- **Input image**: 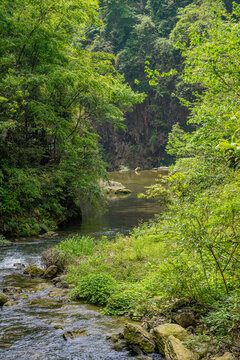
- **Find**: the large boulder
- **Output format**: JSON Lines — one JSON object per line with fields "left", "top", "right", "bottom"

{"left": 153, "top": 323, "right": 189, "bottom": 354}
{"left": 124, "top": 323, "right": 156, "bottom": 354}
{"left": 0, "top": 293, "right": 9, "bottom": 306}
{"left": 23, "top": 264, "right": 44, "bottom": 277}
{"left": 174, "top": 311, "right": 196, "bottom": 328}
{"left": 43, "top": 265, "right": 58, "bottom": 279}
{"left": 165, "top": 335, "right": 199, "bottom": 360}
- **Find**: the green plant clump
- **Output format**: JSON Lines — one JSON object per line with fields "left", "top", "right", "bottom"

{"left": 71, "top": 273, "right": 117, "bottom": 306}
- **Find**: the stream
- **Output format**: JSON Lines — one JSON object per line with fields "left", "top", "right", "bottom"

{"left": 0, "top": 170, "right": 167, "bottom": 360}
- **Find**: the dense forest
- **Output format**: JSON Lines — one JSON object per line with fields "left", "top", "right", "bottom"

{"left": 1, "top": 0, "right": 240, "bottom": 358}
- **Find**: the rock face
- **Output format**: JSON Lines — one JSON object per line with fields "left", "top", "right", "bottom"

{"left": 165, "top": 335, "right": 199, "bottom": 360}
{"left": 174, "top": 311, "right": 196, "bottom": 328}
{"left": 43, "top": 265, "right": 58, "bottom": 279}
{"left": 23, "top": 264, "right": 44, "bottom": 277}
{"left": 153, "top": 323, "right": 189, "bottom": 354}
{"left": 124, "top": 323, "right": 156, "bottom": 354}
{"left": 0, "top": 293, "right": 9, "bottom": 306}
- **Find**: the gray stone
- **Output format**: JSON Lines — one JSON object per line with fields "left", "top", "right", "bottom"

{"left": 174, "top": 311, "right": 196, "bottom": 328}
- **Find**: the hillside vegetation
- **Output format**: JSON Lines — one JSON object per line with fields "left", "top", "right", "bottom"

{"left": 55, "top": 1, "right": 240, "bottom": 355}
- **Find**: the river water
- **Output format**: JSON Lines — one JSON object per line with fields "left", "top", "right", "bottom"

{"left": 0, "top": 170, "right": 166, "bottom": 360}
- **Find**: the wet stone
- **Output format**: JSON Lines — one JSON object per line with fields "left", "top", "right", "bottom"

{"left": 24, "top": 264, "right": 44, "bottom": 277}
{"left": 63, "top": 328, "right": 87, "bottom": 340}
{"left": 3, "top": 286, "right": 22, "bottom": 294}
{"left": 0, "top": 293, "right": 9, "bottom": 306}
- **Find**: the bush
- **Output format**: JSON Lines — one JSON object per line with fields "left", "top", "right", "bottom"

{"left": 55, "top": 235, "right": 95, "bottom": 258}
{"left": 104, "top": 291, "right": 137, "bottom": 315}
{"left": 71, "top": 273, "right": 117, "bottom": 306}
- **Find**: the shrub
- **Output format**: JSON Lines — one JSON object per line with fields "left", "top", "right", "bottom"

{"left": 71, "top": 273, "right": 117, "bottom": 306}
{"left": 55, "top": 235, "right": 95, "bottom": 258}
{"left": 104, "top": 291, "right": 137, "bottom": 315}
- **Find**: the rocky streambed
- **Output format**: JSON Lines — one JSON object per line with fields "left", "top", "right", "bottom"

{"left": 0, "top": 259, "right": 164, "bottom": 360}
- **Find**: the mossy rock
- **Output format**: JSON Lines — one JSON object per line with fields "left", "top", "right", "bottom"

{"left": 0, "top": 293, "right": 9, "bottom": 306}
{"left": 3, "top": 286, "right": 22, "bottom": 294}
{"left": 23, "top": 264, "right": 44, "bottom": 277}
{"left": 63, "top": 328, "right": 87, "bottom": 340}
{"left": 124, "top": 323, "right": 156, "bottom": 354}
{"left": 43, "top": 265, "right": 58, "bottom": 279}
{"left": 165, "top": 335, "right": 199, "bottom": 360}
{"left": 3, "top": 301, "right": 16, "bottom": 307}
{"left": 153, "top": 323, "right": 189, "bottom": 355}
{"left": 29, "top": 298, "right": 62, "bottom": 308}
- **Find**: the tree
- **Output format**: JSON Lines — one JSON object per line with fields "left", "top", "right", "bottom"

{"left": 0, "top": 0, "right": 144, "bottom": 235}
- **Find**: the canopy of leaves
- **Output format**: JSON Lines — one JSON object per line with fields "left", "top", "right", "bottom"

{"left": 0, "top": 0, "right": 144, "bottom": 235}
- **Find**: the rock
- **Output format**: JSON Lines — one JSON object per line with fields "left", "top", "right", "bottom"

{"left": 54, "top": 324, "right": 64, "bottom": 330}
{"left": 165, "top": 335, "right": 199, "bottom": 360}
{"left": 107, "top": 333, "right": 122, "bottom": 343}
{"left": 43, "top": 265, "right": 58, "bottom": 279}
{"left": 23, "top": 264, "right": 44, "bottom": 277}
{"left": 55, "top": 281, "right": 68, "bottom": 288}
{"left": 39, "top": 231, "right": 58, "bottom": 238}
{"left": 100, "top": 180, "right": 132, "bottom": 195}
{"left": 124, "top": 323, "right": 156, "bottom": 354}
{"left": 0, "top": 293, "right": 9, "bottom": 306}
{"left": 42, "top": 248, "right": 65, "bottom": 272}
{"left": 111, "top": 340, "right": 128, "bottom": 352}
{"left": 3, "top": 286, "right": 22, "bottom": 294}
{"left": 3, "top": 301, "right": 15, "bottom": 307}
{"left": 142, "top": 316, "right": 167, "bottom": 331}
{"left": 158, "top": 166, "right": 169, "bottom": 172}
{"left": 174, "top": 311, "right": 196, "bottom": 328}
{"left": 153, "top": 323, "right": 190, "bottom": 355}
{"left": 13, "top": 262, "right": 25, "bottom": 268}
{"left": 63, "top": 328, "right": 87, "bottom": 340}
{"left": 115, "top": 188, "right": 132, "bottom": 194}
{"left": 212, "top": 353, "right": 236, "bottom": 360}
{"left": 29, "top": 298, "right": 62, "bottom": 308}
{"left": 135, "top": 357, "right": 153, "bottom": 360}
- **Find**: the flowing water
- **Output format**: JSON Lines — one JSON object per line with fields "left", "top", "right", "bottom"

{"left": 0, "top": 170, "right": 167, "bottom": 360}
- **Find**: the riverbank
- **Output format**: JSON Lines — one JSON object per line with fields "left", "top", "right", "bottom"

{"left": 51, "top": 160, "right": 240, "bottom": 359}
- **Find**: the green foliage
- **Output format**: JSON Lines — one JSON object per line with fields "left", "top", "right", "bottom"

{"left": 0, "top": 0, "right": 143, "bottom": 235}
{"left": 71, "top": 272, "right": 117, "bottom": 306}
{"left": 56, "top": 235, "right": 95, "bottom": 258}
{"left": 201, "top": 293, "right": 240, "bottom": 337}
{"left": 104, "top": 288, "right": 138, "bottom": 315}
{"left": 0, "top": 234, "right": 11, "bottom": 246}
